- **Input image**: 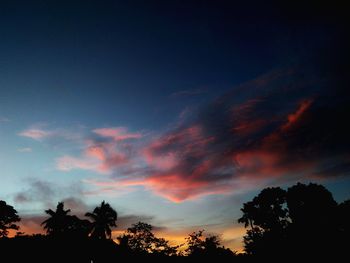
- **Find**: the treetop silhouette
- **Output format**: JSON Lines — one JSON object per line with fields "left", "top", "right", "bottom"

{"left": 85, "top": 200, "right": 117, "bottom": 240}
{"left": 0, "top": 200, "right": 20, "bottom": 237}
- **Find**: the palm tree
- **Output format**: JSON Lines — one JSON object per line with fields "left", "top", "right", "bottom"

{"left": 41, "top": 202, "right": 71, "bottom": 236}
{"left": 85, "top": 201, "right": 117, "bottom": 239}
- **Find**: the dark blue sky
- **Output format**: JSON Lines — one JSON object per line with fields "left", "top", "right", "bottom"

{"left": 0, "top": 0, "right": 349, "bottom": 251}
{"left": 1, "top": 0, "right": 342, "bottom": 129}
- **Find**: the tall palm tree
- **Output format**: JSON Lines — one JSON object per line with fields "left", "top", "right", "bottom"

{"left": 85, "top": 201, "right": 117, "bottom": 239}
{"left": 41, "top": 202, "right": 71, "bottom": 236}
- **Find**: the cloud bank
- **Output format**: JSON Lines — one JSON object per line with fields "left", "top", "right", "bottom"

{"left": 21, "top": 63, "right": 350, "bottom": 202}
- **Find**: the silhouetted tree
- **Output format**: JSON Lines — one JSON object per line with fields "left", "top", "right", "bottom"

{"left": 287, "top": 183, "right": 337, "bottom": 228}
{"left": 239, "top": 182, "right": 343, "bottom": 258}
{"left": 185, "top": 230, "right": 234, "bottom": 257}
{"left": 238, "top": 187, "right": 288, "bottom": 255}
{"left": 0, "top": 200, "right": 20, "bottom": 237}
{"left": 338, "top": 199, "right": 350, "bottom": 254}
{"left": 41, "top": 202, "right": 90, "bottom": 239}
{"left": 41, "top": 202, "right": 73, "bottom": 237}
{"left": 286, "top": 183, "right": 338, "bottom": 254}
{"left": 85, "top": 201, "right": 117, "bottom": 239}
{"left": 65, "top": 215, "right": 91, "bottom": 238}
{"left": 338, "top": 199, "right": 350, "bottom": 234}
{"left": 118, "top": 221, "right": 178, "bottom": 256}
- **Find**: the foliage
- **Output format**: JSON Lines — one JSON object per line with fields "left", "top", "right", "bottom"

{"left": 41, "top": 202, "right": 90, "bottom": 238}
{"left": 118, "top": 221, "right": 179, "bottom": 256}
{"left": 85, "top": 201, "right": 117, "bottom": 239}
{"left": 238, "top": 182, "right": 344, "bottom": 257}
{"left": 0, "top": 200, "right": 20, "bottom": 237}
{"left": 185, "top": 230, "right": 234, "bottom": 257}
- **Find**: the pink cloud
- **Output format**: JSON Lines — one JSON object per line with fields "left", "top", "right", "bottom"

{"left": 56, "top": 128, "right": 138, "bottom": 174}
{"left": 85, "top": 145, "right": 106, "bottom": 161}
{"left": 142, "top": 173, "right": 232, "bottom": 203}
{"left": 93, "top": 127, "right": 142, "bottom": 141}
{"left": 18, "top": 125, "right": 82, "bottom": 141}
{"left": 56, "top": 155, "right": 105, "bottom": 173}
{"left": 55, "top": 67, "right": 346, "bottom": 203}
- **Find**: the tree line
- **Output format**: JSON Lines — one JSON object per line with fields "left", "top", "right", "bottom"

{"left": 0, "top": 182, "right": 349, "bottom": 262}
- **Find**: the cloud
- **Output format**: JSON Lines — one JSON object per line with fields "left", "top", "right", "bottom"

{"left": 56, "top": 128, "right": 140, "bottom": 174}
{"left": 18, "top": 128, "right": 52, "bottom": 140}
{"left": 133, "top": 66, "right": 349, "bottom": 201}
{"left": 61, "top": 197, "right": 89, "bottom": 214}
{"left": 17, "top": 147, "right": 32, "bottom": 152}
{"left": 13, "top": 179, "right": 87, "bottom": 211}
{"left": 281, "top": 99, "right": 313, "bottom": 131}
{"left": 14, "top": 179, "right": 55, "bottom": 206}
{"left": 18, "top": 125, "right": 81, "bottom": 142}
{"left": 93, "top": 127, "right": 142, "bottom": 141}
{"left": 56, "top": 155, "right": 104, "bottom": 173}
{"left": 53, "top": 60, "right": 349, "bottom": 202}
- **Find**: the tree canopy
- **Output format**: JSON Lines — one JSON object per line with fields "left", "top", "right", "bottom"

{"left": 85, "top": 201, "right": 117, "bottom": 239}
{"left": 238, "top": 182, "right": 349, "bottom": 258}
{"left": 0, "top": 200, "right": 20, "bottom": 237}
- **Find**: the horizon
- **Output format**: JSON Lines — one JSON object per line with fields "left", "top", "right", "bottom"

{"left": 1, "top": 0, "right": 349, "bottom": 252}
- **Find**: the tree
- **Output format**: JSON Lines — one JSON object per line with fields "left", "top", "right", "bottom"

{"left": 118, "top": 222, "right": 178, "bottom": 256}
{"left": 41, "top": 202, "right": 72, "bottom": 237}
{"left": 65, "top": 215, "right": 91, "bottom": 238}
{"left": 0, "top": 200, "right": 20, "bottom": 237}
{"left": 238, "top": 187, "right": 288, "bottom": 255}
{"left": 238, "top": 187, "right": 288, "bottom": 232}
{"left": 286, "top": 183, "right": 338, "bottom": 254}
{"left": 85, "top": 201, "right": 117, "bottom": 239}
{"left": 185, "top": 230, "right": 234, "bottom": 257}
{"left": 238, "top": 182, "right": 342, "bottom": 257}
{"left": 338, "top": 199, "right": 350, "bottom": 234}
{"left": 337, "top": 199, "right": 350, "bottom": 254}
{"left": 287, "top": 183, "right": 337, "bottom": 228}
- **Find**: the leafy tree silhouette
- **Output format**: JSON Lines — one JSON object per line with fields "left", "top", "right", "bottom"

{"left": 85, "top": 201, "right": 117, "bottom": 239}
{"left": 118, "top": 221, "right": 178, "bottom": 256}
{"left": 238, "top": 182, "right": 342, "bottom": 258}
{"left": 238, "top": 187, "right": 288, "bottom": 255}
{"left": 0, "top": 200, "right": 20, "bottom": 237}
{"left": 185, "top": 230, "right": 234, "bottom": 257}
{"left": 286, "top": 183, "right": 338, "bottom": 255}
{"left": 287, "top": 182, "right": 337, "bottom": 228}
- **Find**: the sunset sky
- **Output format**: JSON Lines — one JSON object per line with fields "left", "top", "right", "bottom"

{"left": 0, "top": 1, "right": 349, "bottom": 251}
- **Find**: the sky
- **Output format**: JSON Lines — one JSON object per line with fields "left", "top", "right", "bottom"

{"left": 0, "top": 0, "right": 349, "bottom": 251}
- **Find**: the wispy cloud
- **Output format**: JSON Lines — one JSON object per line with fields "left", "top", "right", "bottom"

{"left": 74, "top": 65, "right": 350, "bottom": 202}
{"left": 37, "top": 63, "right": 349, "bottom": 203}
{"left": 56, "top": 127, "right": 141, "bottom": 174}
{"left": 18, "top": 128, "right": 52, "bottom": 140}
{"left": 18, "top": 124, "right": 82, "bottom": 142}
{"left": 17, "top": 147, "right": 32, "bottom": 153}
{"left": 93, "top": 127, "right": 142, "bottom": 141}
